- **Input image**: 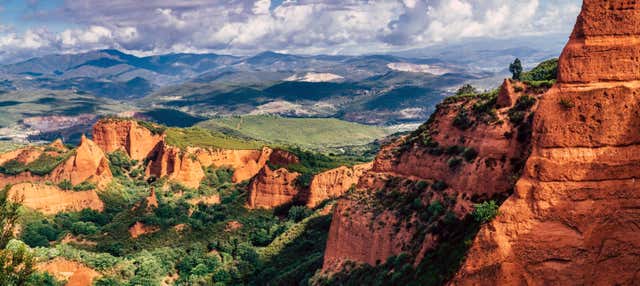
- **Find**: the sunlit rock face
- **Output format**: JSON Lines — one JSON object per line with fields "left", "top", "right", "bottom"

{"left": 454, "top": 1, "right": 640, "bottom": 285}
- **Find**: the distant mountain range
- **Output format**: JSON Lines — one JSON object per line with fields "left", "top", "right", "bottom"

{"left": 0, "top": 42, "right": 561, "bottom": 143}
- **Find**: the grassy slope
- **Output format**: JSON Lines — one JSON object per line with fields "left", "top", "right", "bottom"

{"left": 164, "top": 127, "right": 265, "bottom": 150}
{"left": 197, "top": 115, "right": 390, "bottom": 149}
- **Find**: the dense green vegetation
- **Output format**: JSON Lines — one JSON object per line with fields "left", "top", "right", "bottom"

{"left": 9, "top": 141, "right": 341, "bottom": 285}
{"left": 521, "top": 58, "right": 558, "bottom": 82}
{"left": 198, "top": 115, "right": 390, "bottom": 150}
{"left": 0, "top": 149, "right": 75, "bottom": 176}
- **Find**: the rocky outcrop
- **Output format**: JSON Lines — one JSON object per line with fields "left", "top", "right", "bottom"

{"left": 454, "top": 1, "right": 640, "bottom": 285}
{"left": 496, "top": 79, "right": 521, "bottom": 108}
{"left": 146, "top": 143, "right": 205, "bottom": 189}
{"left": 322, "top": 78, "right": 541, "bottom": 271}
{"left": 48, "top": 135, "right": 112, "bottom": 187}
{"left": 247, "top": 166, "right": 301, "bottom": 209}
{"left": 193, "top": 146, "right": 274, "bottom": 183}
{"left": 92, "top": 118, "right": 164, "bottom": 161}
{"left": 306, "top": 163, "right": 372, "bottom": 208}
{"left": 9, "top": 183, "right": 104, "bottom": 215}
{"left": 324, "top": 199, "right": 408, "bottom": 269}
{"left": 38, "top": 258, "right": 101, "bottom": 286}
{"left": 129, "top": 221, "right": 160, "bottom": 239}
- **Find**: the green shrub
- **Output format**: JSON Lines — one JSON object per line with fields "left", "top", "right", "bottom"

{"left": 71, "top": 221, "right": 99, "bottom": 235}
{"left": 431, "top": 180, "right": 448, "bottom": 191}
{"left": 453, "top": 109, "right": 473, "bottom": 130}
{"left": 455, "top": 84, "right": 478, "bottom": 96}
{"left": 447, "top": 158, "right": 463, "bottom": 170}
{"left": 521, "top": 58, "right": 558, "bottom": 82}
{"left": 414, "top": 180, "right": 429, "bottom": 191}
{"left": 462, "top": 148, "right": 478, "bottom": 162}
{"left": 559, "top": 98, "right": 575, "bottom": 109}
{"left": 472, "top": 201, "right": 499, "bottom": 224}
{"left": 444, "top": 145, "right": 465, "bottom": 156}
{"left": 72, "top": 181, "right": 96, "bottom": 191}
{"left": 107, "top": 151, "right": 136, "bottom": 177}
{"left": 22, "top": 221, "right": 59, "bottom": 247}
{"left": 288, "top": 206, "right": 313, "bottom": 222}
{"left": 58, "top": 180, "right": 73, "bottom": 191}
{"left": 0, "top": 159, "right": 26, "bottom": 175}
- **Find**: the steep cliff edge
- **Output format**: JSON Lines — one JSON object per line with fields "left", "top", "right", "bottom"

{"left": 92, "top": 118, "right": 164, "bottom": 161}
{"left": 321, "top": 78, "right": 544, "bottom": 282}
{"left": 247, "top": 165, "right": 301, "bottom": 209}
{"left": 306, "top": 163, "right": 372, "bottom": 208}
{"left": 454, "top": 1, "right": 640, "bottom": 285}
{"left": 48, "top": 135, "right": 112, "bottom": 187}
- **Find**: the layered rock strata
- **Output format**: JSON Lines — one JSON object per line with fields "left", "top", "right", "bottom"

{"left": 454, "top": 1, "right": 640, "bottom": 284}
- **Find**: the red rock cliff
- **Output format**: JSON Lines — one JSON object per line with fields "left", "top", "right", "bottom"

{"left": 92, "top": 118, "right": 164, "bottom": 161}
{"left": 323, "top": 79, "right": 542, "bottom": 271}
{"left": 48, "top": 135, "right": 112, "bottom": 187}
{"left": 247, "top": 165, "right": 300, "bottom": 209}
{"left": 454, "top": 1, "right": 640, "bottom": 285}
{"left": 306, "top": 163, "right": 372, "bottom": 208}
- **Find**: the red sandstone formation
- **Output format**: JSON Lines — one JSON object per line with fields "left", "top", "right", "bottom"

{"left": 92, "top": 118, "right": 164, "bottom": 161}
{"left": 247, "top": 165, "right": 301, "bottom": 209}
{"left": 454, "top": 1, "right": 640, "bottom": 284}
{"left": 268, "top": 148, "right": 300, "bottom": 166}
{"left": 9, "top": 183, "right": 104, "bottom": 215}
{"left": 306, "top": 163, "right": 372, "bottom": 208}
{"left": 48, "top": 135, "right": 112, "bottom": 187}
{"left": 496, "top": 79, "right": 523, "bottom": 108}
{"left": 133, "top": 188, "right": 159, "bottom": 211}
{"left": 38, "top": 258, "right": 101, "bottom": 286}
{"left": 129, "top": 221, "right": 160, "bottom": 239}
{"left": 322, "top": 78, "right": 540, "bottom": 271}
{"left": 146, "top": 143, "right": 205, "bottom": 189}
{"left": 192, "top": 146, "right": 274, "bottom": 183}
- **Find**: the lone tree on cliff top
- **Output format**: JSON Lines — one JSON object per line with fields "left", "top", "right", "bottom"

{"left": 510, "top": 58, "right": 523, "bottom": 80}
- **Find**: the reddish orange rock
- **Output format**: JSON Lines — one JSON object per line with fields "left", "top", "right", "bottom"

{"left": 47, "top": 135, "right": 112, "bottom": 187}
{"left": 496, "top": 79, "right": 522, "bottom": 108}
{"left": 129, "top": 221, "right": 160, "bottom": 239}
{"left": 247, "top": 165, "right": 301, "bottom": 209}
{"left": 322, "top": 74, "right": 538, "bottom": 271}
{"left": 146, "top": 143, "right": 205, "bottom": 189}
{"left": 38, "top": 258, "right": 101, "bottom": 286}
{"left": 8, "top": 183, "right": 104, "bottom": 215}
{"left": 306, "top": 163, "right": 372, "bottom": 208}
{"left": 92, "top": 118, "right": 164, "bottom": 161}
{"left": 323, "top": 200, "right": 409, "bottom": 270}
{"left": 192, "top": 146, "right": 273, "bottom": 183}
{"left": 454, "top": 1, "right": 640, "bottom": 285}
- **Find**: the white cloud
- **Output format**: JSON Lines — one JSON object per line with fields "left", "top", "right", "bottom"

{"left": 0, "top": 0, "right": 582, "bottom": 62}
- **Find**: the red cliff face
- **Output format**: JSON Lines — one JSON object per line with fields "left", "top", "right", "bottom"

{"left": 454, "top": 1, "right": 640, "bottom": 285}
{"left": 48, "top": 135, "right": 113, "bottom": 187}
{"left": 322, "top": 79, "right": 542, "bottom": 271}
{"left": 247, "top": 165, "right": 301, "bottom": 209}
{"left": 9, "top": 183, "right": 104, "bottom": 215}
{"left": 146, "top": 143, "right": 205, "bottom": 189}
{"left": 193, "top": 146, "right": 273, "bottom": 183}
{"left": 306, "top": 163, "right": 372, "bottom": 208}
{"left": 92, "top": 118, "right": 164, "bottom": 161}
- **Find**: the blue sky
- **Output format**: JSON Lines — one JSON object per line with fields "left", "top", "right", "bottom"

{"left": 0, "top": 0, "right": 582, "bottom": 61}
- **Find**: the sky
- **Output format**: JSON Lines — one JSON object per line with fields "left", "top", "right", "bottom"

{"left": 0, "top": 0, "right": 582, "bottom": 62}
